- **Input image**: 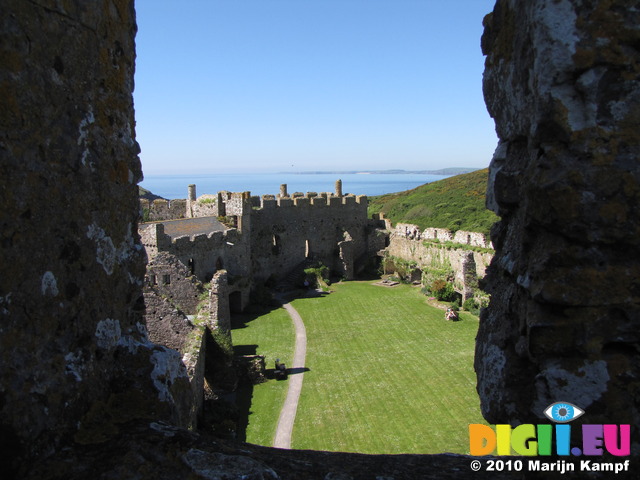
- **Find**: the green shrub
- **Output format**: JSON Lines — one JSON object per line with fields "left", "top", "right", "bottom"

{"left": 383, "top": 255, "right": 419, "bottom": 283}
{"left": 463, "top": 298, "right": 480, "bottom": 315}
{"left": 431, "top": 280, "right": 457, "bottom": 302}
{"left": 304, "top": 263, "right": 330, "bottom": 288}
{"left": 304, "top": 264, "right": 329, "bottom": 280}
{"left": 431, "top": 279, "right": 447, "bottom": 293}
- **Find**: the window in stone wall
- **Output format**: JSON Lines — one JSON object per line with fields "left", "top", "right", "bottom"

{"left": 150, "top": 274, "right": 157, "bottom": 286}
{"left": 305, "top": 239, "right": 311, "bottom": 258}
{"left": 188, "top": 258, "right": 195, "bottom": 275}
{"left": 163, "top": 274, "right": 170, "bottom": 285}
{"left": 272, "top": 234, "right": 281, "bottom": 255}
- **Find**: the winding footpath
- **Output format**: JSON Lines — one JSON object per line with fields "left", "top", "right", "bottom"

{"left": 273, "top": 299, "right": 307, "bottom": 449}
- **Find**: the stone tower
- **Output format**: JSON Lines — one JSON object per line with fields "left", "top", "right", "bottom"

{"left": 186, "top": 183, "right": 197, "bottom": 218}
{"left": 335, "top": 179, "right": 343, "bottom": 197}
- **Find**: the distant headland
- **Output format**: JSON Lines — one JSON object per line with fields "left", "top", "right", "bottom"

{"left": 282, "top": 167, "right": 481, "bottom": 176}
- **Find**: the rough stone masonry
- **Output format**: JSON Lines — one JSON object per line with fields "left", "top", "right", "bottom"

{"left": 475, "top": 0, "right": 640, "bottom": 446}
{"left": 0, "top": 0, "right": 193, "bottom": 473}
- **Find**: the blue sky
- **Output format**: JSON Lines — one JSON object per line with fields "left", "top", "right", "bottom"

{"left": 134, "top": 0, "right": 498, "bottom": 175}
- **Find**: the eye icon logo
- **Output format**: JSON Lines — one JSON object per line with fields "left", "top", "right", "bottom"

{"left": 543, "top": 402, "right": 584, "bottom": 423}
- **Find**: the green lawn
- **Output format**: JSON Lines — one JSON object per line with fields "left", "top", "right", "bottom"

{"left": 231, "top": 307, "right": 294, "bottom": 446}
{"left": 232, "top": 281, "right": 486, "bottom": 454}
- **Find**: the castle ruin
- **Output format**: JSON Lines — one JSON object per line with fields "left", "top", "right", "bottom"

{"left": 139, "top": 182, "right": 388, "bottom": 313}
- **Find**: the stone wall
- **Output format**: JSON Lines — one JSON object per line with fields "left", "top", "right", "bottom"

{"left": 143, "top": 291, "right": 206, "bottom": 429}
{"left": 0, "top": 0, "right": 192, "bottom": 473}
{"left": 476, "top": 0, "right": 640, "bottom": 441}
{"left": 141, "top": 187, "right": 376, "bottom": 283}
{"left": 209, "top": 270, "right": 232, "bottom": 332}
{"left": 144, "top": 291, "right": 197, "bottom": 352}
{"left": 148, "top": 225, "right": 251, "bottom": 282}
{"left": 250, "top": 194, "right": 370, "bottom": 281}
{"left": 189, "top": 195, "right": 223, "bottom": 218}
{"left": 385, "top": 234, "right": 493, "bottom": 300}
{"left": 146, "top": 251, "right": 203, "bottom": 314}
{"left": 396, "top": 223, "right": 493, "bottom": 249}
{"left": 141, "top": 198, "right": 187, "bottom": 221}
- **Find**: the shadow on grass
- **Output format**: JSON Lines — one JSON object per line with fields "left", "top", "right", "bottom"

{"left": 230, "top": 288, "right": 316, "bottom": 443}
{"left": 286, "top": 367, "right": 310, "bottom": 376}
{"left": 231, "top": 301, "right": 282, "bottom": 330}
{"left": 263, "top": 367, "right": 311, "bottom": 380}
{"left": 234, "top": 344, "right": 258, "bottom": 356}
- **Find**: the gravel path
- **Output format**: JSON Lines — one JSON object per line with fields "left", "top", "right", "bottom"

{"left": 273, "top": 300, "right": 307, "bottom": 449}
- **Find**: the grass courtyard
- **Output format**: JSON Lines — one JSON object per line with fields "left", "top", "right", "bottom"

{"left": 231, "top": 281, "right": 486, "bottom": 454}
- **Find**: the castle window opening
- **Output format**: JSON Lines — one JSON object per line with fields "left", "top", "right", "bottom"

{"left": 188, "top": 258, "right": 195, "bottom": 275}
{"left": 305, "top": 239, "right": 311, "bottom": 258}
{"left": 150, "top": 274, "right": 157, "bottom": 286}
{"left": 272, "top": 234, "right": 281, "bottom": 255}
{"left": 162, "top": 274, "right": 171, "bottom": 285}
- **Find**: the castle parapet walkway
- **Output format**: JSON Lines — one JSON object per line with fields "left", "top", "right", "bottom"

{"left": 142, "top": 216, "right": 227, "bottom": 240}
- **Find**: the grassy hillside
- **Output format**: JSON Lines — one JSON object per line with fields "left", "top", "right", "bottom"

{"left": 368, "top": 168, "right": 498, "bottom": 235}
{"left": 139, "top": 186, "right": 165, "bottom": 201}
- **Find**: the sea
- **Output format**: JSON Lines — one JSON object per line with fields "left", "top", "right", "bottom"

{"left": 140, "top": 173, "right": 451, "bottom": 200}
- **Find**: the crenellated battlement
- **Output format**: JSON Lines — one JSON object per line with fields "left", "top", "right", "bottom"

{"left": 257, "top": 191, "right": 367, "bottom": 210}
{"left": 143, "top": 182, "right": 369, "bottom": 219}
{"left": 141, "top": 223, "right": 240, "bottom": 250}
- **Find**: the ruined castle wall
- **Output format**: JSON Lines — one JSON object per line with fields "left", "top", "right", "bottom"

{"left": 144, "top": 291, "right": 197, "bottom": 353}
{"left": 0, "top": 0, "right": 192, "bottom": 469}
{"left": 143, "top": 290, "right": 205, "bottom": 429}
{"left": 153, "top": 228, "right": 252, "bottom": 283}
{"left": 224, "top": 191, "right": 252, "bottom": 217}
{"left": 386, "top": 235, "right": 492, "bottom": 298}
{"left": 189, "top": 194, "right": 223, "bottom": 219}
{"left": 476, "top": 0, "right": 640, "bottom": 435}
{"left": 209, "top": 270, "right": 231, "bottom": 332}
{"left": 181, "top": 325, "right": 207, "bottom": 430}
{"left": 398, "top": 224, "right": 493, "bottom": 249}
{"left": 367, "top": 226, "right": 389, "bottom": 256}
{"left": 141, "top": 198, "right": 187, "bottom": 221}
{"left": 250, "top": 195, "right": 370, "bottom": 280}
{"left": 146, "top": 251, "right": 203, "bottom": 315}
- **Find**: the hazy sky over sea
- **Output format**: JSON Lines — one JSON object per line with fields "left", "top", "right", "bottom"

{"left": 134, "top": 0, "right": 498, "bottom": 175}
